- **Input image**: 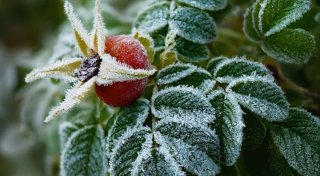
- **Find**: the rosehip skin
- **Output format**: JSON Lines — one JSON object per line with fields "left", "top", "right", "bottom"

{"left": 95, "top": 35, "right": 149, "bottom": 107}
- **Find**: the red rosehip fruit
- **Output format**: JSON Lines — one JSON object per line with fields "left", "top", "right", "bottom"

{"left": 95, "top": 35, "right": 149, "bottom": 107}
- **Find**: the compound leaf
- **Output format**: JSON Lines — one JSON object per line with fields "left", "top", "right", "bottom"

{"left": 169, "top": 7, "right": 217, "bottom": 44}
{"left": 226, "top": 76, "right": 289, "bottom": 121}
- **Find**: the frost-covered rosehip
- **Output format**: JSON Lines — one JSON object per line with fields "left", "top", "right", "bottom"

{"left": 95, "top": 35, "right": 149, "bottom": 107}
{"left": 24, "top": 0, "right": 156, "bottom": 122}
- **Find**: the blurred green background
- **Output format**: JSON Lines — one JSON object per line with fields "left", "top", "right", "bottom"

{"left": 0, "top": 0, "right": 319, "bottom": 176}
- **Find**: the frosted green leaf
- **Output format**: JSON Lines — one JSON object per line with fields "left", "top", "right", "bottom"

{"left": 151, "top": 34, "right": 166, "bottom": 52}
{"left": 156, "top": 64, "right": 213, "bottom": 91}
{"left": 243, "top": 110, "right": 267, "bottom": 150}
{"left": 243, "top": 5, "right": 261, "bottom": 42}
{"left": 169, "top": 7, "right": 217, "bottom": 44}
{"left": 136, "top": 149, "right": 185, "bottom": 176}
{"left": 207, "top": 91, "right": 244, "bottom": 166}
{"left": 106, "top": 99, "right": 150, "bottom": 153}
{"left": 59, "top": 122, "right": 79, "bottom": 150}
{"left": 61, "top": 125, "right": 107, "bottom": 176}
{"left": 109, "top": 127, "right": 153, "bottom": 176}
{"left": 226, "top": 76, "right": 289, "bottom": 121}
{"left": 267, "top": 140, "right": 298, "bottom": 176}
{"left": 213, "top": 57, "right": 273, "bottom": 83}
{"left": 151, "top": 86, "right": 215, "bottom": 125}
{"left": 259, "top": 0, "right": 312, "bottom": 36}
{"left": 177, "top": 0, "right": 227, "bottom": 11}
{"left": 134, "top": 2, "right": 169, "bottom": 33}
{"left": 174, "top": 37, "right": 210, "bottom": 63}
{"left": 270, "top": 108, "right": 320, "bottom": 176}
{"left": 207, "top": 56, "right": 228, "bottom": 74}
{"left": 155, "top": 119, "right": 220, "bottom": 175}
{"left": 262, "top": 28, "right": 316, "bottom": 64}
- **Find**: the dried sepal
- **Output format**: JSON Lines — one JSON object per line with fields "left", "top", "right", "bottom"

{"left": 96, "top": 54, "right": 156, "bottom": 85}
{"left": 25, "top": 58, "right": 82, "bottom": 83}
{"left": 64, "top": 1, "right": 91, "bottom": 57}
{"left": 44, "top": 77, "right": 96, "bottom": 123}
{"left": 91, "top": 0, "right": 106, "bottom": 56}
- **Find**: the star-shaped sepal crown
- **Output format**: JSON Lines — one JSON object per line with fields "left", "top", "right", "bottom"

{"left": 25, "top": 0, "right": 156, "bottom": 123}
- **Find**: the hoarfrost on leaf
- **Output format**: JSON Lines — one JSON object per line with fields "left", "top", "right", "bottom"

{"left": 156, "top": 63, "right": 213, "bottom": 91}
{"left": 262, "top": 28, "right": 316, "bottom": 64}
{"left": 177, "top": 0, "right": 227, "bottom": 11}
{"left": 174, "top": 37, "right": 210, "bottom": 63}
{"left": 155, "top": 119, "right": 220, "bottom": 176}
{"left": 151, "top": 86, "right": 215, "bottom": 125}
{"left": 169, "top": 7, "right": 217, "bottom": 44}
{"left": 207, "top": 91, "right": 244, "bottom": 166}
{"left": 109, "top": 127, "right": 153, "bottom": 176}
{"left": 106, "top": 99, "right": 150, "bottom": 154}
{"left": 212, "top": 57, "right": 273, "bottom": 83}
{"left": 258, "top": 0, "right": 312, "bottom": 36}
{"left": 226, "top": 76, "right": 289, "bottom": 122}
{"left": 270, "top": 108, "right": 320, "bottom": 176}
{"left": 134, "top": 2, "right": 170, "bottom": 34}
{"left": 61, "top": 125, "right": 107, "bottom": 176}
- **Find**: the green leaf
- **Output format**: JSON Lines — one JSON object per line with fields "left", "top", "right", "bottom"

{"left": 109, "top": 119, "right": 221, "bottom": 176}
{"left": 212, "top": 57, "right": 273, "bottom": 83}
{"left": 59, "top": 122, "right": 79, "bottom": 150}
{"left": 61, "top": 125, "right": 107, "bottom": 176}
{"left": 267, "top": 140, "right": 299, "bottom": 176}
{"left": 259, "top": 0, "right": 312, "bottom": 36}
{"left": 169, "top": 7, "right": 217, "bottom": 44}
{"left": 207, "top": 56, "right": 228, "bottom": 74}
{"left": 106, "top": 99, "right": 150, "bottom": 154}
{"left": 155, "top": 119, "right": 220, "bottom": 175}
{"left": 151, "top": 33, "right": 166, "bottom": 52}
{"left": 151, "top": 86, "right": 215, "bottom": 125}
{"left": 109, "top": 127, "right": 153, "bottom": 176}
{"left": 226, "top": 76, "right": 289, "bottom": 121}
{"left": 136, "top": 149, "right": 185, "bottom": 176}
{"left": 177, "top": 0, "right": 227, "bottom": 11}
{"left": 134, "top": 2, "right": 170, "bottom": 33}
{"left": 156, "top": 64, "right": 214, "bottom": 92}
{"left": 262, "top": 28, "right": 316, "bottom": 64}
{"left": 242, "top": 110, "right": 267, "bottom": 150}
{"left": 270, "top": 108, "right": 320, "bottom": 176}
{"left": 175, "top": 37, "right": 210, "bottom": 63}
{"left": 207, "top": 91, "right": 244, "bottom": 166}
{"left": 243, "top": 4, "right": 262, "bottom": 42}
